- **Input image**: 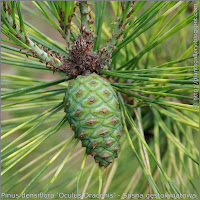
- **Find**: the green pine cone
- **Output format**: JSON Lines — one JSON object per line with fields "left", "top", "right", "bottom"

{"left": 64, "top": 73, "right": 122, "bottom": 167}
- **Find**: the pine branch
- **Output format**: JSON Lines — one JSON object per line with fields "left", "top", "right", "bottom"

{"left": 2, "top": 2, "right": 62, "bottom": 68}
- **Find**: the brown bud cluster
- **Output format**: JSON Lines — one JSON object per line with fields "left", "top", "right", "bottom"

{"left": 59, "top": 27, "right": 108, "bottom": 77}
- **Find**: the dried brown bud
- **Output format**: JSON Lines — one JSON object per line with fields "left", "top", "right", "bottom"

{"left": 88, "top": 19, "right": 94, "bottom": 24}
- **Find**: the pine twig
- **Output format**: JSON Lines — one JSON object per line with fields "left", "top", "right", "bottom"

{"left": 2, "top": 2, "right": 62, "bottom": 68}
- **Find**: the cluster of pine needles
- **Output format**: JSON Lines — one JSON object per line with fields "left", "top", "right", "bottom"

{"left": 1, "top": 1, "right": 199, "bottom": 199}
